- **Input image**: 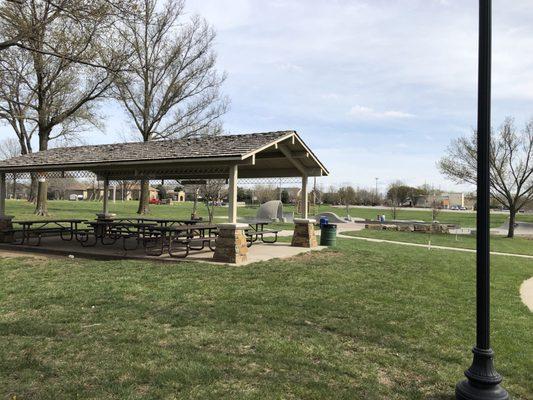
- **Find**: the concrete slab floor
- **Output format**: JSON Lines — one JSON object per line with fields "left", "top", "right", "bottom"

{"left": 0, "top": 237, "right": 327, "bottom": 266}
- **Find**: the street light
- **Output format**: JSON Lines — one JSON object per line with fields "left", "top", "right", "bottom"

{"left": 374, "top": 177, "right": 378, "bottom": 205}
{"left": 455, "top": 1, "right": 509, "bottom": 399}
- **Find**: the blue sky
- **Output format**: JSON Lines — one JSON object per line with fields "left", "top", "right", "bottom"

{"left": 2, "top": 0, "right": 533, "bottom": 192}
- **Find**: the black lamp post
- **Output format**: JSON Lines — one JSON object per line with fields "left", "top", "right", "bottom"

{"left": 455, "top": 1, "right": 509, "bottom": 399}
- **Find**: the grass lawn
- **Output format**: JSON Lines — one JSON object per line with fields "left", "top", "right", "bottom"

{"left": 6, "top": 199, "right": 533, "bottom": 231}
{"left": 3, "top": 199, "right": 296, "bottom": 230}
{"left": 343, "top": 229, "right": 533, "bottom": 257}
{"left": 0, "top": 238, "right": 531, "bottom": 399}
{"left": 7, "top": 199, "right": 533, "bottom": 230}
{"left": 4, "top": 199, "right": 263, "bottom": 221}
{"left": 317, "top": 206, "right": 533, "bottom": 228}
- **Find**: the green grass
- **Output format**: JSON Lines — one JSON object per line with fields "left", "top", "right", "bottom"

{"left": 319, "top": 206, "right": 533, "bottom": 228}
{"left": 3, "top": 199, "right": 295, "bottom": 230}
{"left": 0, "top": 239, "right": 531, "bottom": 399}
{"left": 343, "top": 229, "right": 533, "bottom": 257}
{"left": 6, "top": 199, "right": 533, "bottom": 229}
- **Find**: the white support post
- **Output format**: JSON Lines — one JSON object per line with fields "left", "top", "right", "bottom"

{"left": 112, "top": 185, "right": 116, "bottom": 203}
{"left": 228, "top": 165, "right": 238, "bottom": 223}
{"left": 302, "top": 175, "right": 308, "bottom": 219}
{"left": 103, "top": 177, "right": 109, "bottom": 215}
{"left": 0, "top": 173, "right": 5, "bottom": 218}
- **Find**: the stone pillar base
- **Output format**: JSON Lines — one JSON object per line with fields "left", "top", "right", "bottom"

{"left": 0, "top": 216, "right": 15, "bottom": 243}
{"left": 291, "top": 218, "right": 318, "bottom": 248}
{"left": 213, "top": 223, "right": 249, "bottom": 264}
{"left": 96, "top": 213, "right": 116, "bottom": 221}
{"left": 95, "top": 213, "right": 116, "bottom": 237}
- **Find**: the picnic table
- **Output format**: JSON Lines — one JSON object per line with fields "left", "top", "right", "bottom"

{"left": 116, "top": 217, "right": 202, "bottom": 228}
{"left": 244, "top": 220, "right": 280, "bottom": 246}
{"left": 12, "top": 219, "right": 88, "bottom": 246}
{"left": 79, "top": 221, "right": 157, "bottom": 248}
{"left": 143, "top": 223, "right": 218, "bottom": 258}
{"left": 77, "top": 220, "right": 218, "bottom": 258}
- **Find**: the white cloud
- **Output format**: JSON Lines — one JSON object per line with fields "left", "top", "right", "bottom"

{"left": 276, "top": 62, "right": 304, "bottom": 73}
{"left": 348, "top": 105, "right": 414, "bottom": 119}
{"left": 61, "top": 0, "right": 533, "bottom": 190}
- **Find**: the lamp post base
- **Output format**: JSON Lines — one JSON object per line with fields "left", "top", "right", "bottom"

{"left": 455, "top": 348, "right": 509, "bottom": 400}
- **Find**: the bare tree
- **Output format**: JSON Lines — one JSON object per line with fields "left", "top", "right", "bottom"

{"left": 0, "top": 0, "right": 123, "bottom": 215}
{"left": 0, "top": 46, "right": 35, "bottom": 155}
{"left": 386, "top": 184, "right": 399, "bottom": 220}
{"left": 0, "top": 45, "right": 38, "bottom": 199}
{"left": 337, "top": 186, "right": 356, "bottom": 219}
{"left": 253, "top": 185, "right": 278, "bottom": 204}
{"left": 0, "top": 0, "right": 136, "bottom": 61}
{"left": 113, "top": 0, "right": 228, "bottom": 214}
{"left": 0, "top": 137, "right": 19, "bottom": 160}
{"left": 200, "top": 179, "right": 226, "bottom": 223}
{"left": 0, "top": 137, "right": 21, "bottom": 198}
{"left": 430, "top": 192, "right": 440, "bottom": 222}
{"left": 439, "top": 117, "right": 533, "bottom": 238}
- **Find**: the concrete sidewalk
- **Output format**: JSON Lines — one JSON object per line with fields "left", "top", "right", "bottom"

{"left": 520, "top": 278, "right": 533, "bottom": 312}
{"left": 337, "top": 233, "right": 533, "bottom": 260}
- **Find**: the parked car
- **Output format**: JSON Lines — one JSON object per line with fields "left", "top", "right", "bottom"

{"left": 149, "top": 198, "right": 161, "bottom": 205}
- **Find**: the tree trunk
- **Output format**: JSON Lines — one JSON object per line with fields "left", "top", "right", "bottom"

{"left": 136, "top": 179, "right": 150, "bottom": 215}
{"left": 28, "top": 173, "right": 38, "bottom": 202}
{"left": 191, "top": 188, "right": 199, "bottom": 219}
{"left": 35, "top": 132, "right": 50, "bottom": 213}
{"left": 34, "top": 179, "right": 48, "bottom": 216}
{"left": 507, "top": 208, "right": 516, "bottom": 238}
{"left": 207, "top": 203, "right": 214, "bottom": 223}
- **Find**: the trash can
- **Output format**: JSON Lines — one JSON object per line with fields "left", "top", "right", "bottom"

{"left": 320, "top": 223, "right": 337, "bottom": 246}
{"left": 319, "top": 216, "right": 329, "bottom": 227}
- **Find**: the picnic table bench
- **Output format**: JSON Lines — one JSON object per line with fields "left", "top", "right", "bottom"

{"left": 244, "top": 220, "right": 280, "bottom": 247}
{"left": 11, "top": 219, "right": 88, "bottom": 246}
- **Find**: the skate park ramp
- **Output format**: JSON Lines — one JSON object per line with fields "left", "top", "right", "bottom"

{"left": 256, "top": 200, "right": 284, "bottom": 221}
{"left": 315, "top": 212, "right": 349, "bottom": 223}
{"left": 495, "top": 218, "right": 533, "bottom": 236}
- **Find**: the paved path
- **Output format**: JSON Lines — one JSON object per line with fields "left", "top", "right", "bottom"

{"left": 520, "top": 278, "right": 533, "bottom": 312}
{"left": 278, "top": 222, "right": 366, "bottom": 238}
{"left": 336, "top": 233, "right": 533, "bottom": 260}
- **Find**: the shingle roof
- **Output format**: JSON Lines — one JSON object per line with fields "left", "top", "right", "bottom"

{"left": 0, "top": 131, "right": 294, "bottom": 170}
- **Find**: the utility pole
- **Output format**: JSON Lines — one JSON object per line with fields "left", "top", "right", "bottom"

{"left": 374, "top": 177, "right": 379, "bottom": 206}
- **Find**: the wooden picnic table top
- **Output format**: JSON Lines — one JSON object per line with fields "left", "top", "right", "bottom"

{"left": 129, "top": 217, "right": 202, "bottom": 225}
{"left": 14, "top": 219, "right": 88, "bottom": 225}
{"left": 135, "top": 217, "right": 198, "bottom": 222}
{"left": 146, "top": 223, "right": 218, "bottom": 232}
{"left": 87, "top": 221, "right": 157, "bottom": 228}
{"left": 245, "top": 220, "right": 271, "bottom": 230}
{"left": 245, "top": 220, "right": 271, "bottom": 225}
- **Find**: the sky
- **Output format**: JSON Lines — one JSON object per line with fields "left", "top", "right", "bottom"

{"left": 2, "top": 0, "right": 533, "bottom": 193}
